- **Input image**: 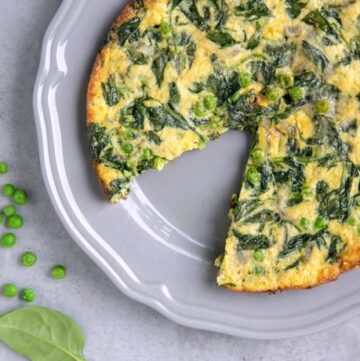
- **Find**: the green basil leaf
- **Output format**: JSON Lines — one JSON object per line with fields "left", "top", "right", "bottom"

{"left": 0, "top": 306, "right": 86, "bottom": 361}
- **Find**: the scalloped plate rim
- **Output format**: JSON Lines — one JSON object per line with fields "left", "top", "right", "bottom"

{"left": 32, "top": 0, "right": 360, "bottom": 339}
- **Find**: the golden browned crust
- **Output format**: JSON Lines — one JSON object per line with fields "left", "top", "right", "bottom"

{"left": 223, "top": 248, "right": 360, "bottom": 293}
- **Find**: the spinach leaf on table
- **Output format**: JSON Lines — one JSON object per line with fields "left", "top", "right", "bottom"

{"left": 0, "top": 306, "right": 86, "bottom": 361}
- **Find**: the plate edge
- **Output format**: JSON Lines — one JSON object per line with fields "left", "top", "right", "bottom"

{"left": 31, "top": 0, "right": 360, "bottom": 340}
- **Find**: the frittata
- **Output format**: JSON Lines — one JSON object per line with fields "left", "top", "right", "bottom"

{"left": 87, "top": 0, "right": 360, "bottom": 291}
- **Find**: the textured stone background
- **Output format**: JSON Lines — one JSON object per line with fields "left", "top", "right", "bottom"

{"left": 0, "top": 1, "right": 358, "bottom": 360}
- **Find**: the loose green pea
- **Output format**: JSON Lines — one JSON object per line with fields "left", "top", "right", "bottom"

{"left": 253, "top": 249, "right": 265, "bottom": 262}
{"left": 194, "top": 103, "right": 206, "bottom": 117}
{"left": 251, "top": 149, "right": 266, "bottom": 164}
{"left": 2, "top": 183, "right": 15, "bottom": 197}
{"left": 253, "top": 265, "right": 265, "bottom": 276}
{"left": 315, "top": 100, "right": 329, "bottom": 115}
{"left": 6, "top": 214, "right": 24, "bottom": 229}
{"left": 265, "top": 88, "right": 280, "bottom": 101}
{"left": 2, "top": 283, "right": 18, "bottom": 298}
{"left": 314, "top": 216, "right": 326, "bottom": 229}
{"left": 21, "top": 251, "right": 37, "bottom": 267}
{"left": 143, "top": 148, "right": 153, "bottom": 160}
{"left": 1, "top": 233, "right": 16, "bottom": 248}
{"left": 159, "top": 21, "right": 171, "bottom": 36}
{"left": 121, "top": 143, "right": 133, "bottom": 154}
{"left": 13, "top": 189, "right": 28, "bottom": 205}
{"left": 288, "top": 86, "right": 305, "bottom": 100}
{"left": 299, "top": 217, "right": 310, "bottom": 229}
{"left": 2, "top": 204, "right": 16, "bottom": 217}
{"left": 279, "top": 74, "right": 294, "bottom": 88}
{"left": 20, "top": 288, "right": 36, "bottom": 302}
{"left": 239, "top": 72, "right": 252, "bottom": 88}
{"left": 247, "top": 167, "right": 261, "bottom": 184}
{"left": 203, "top": 95, "right": 217, "bottom": 110}
{"left": 51, "top": 265, "right": 67, "bottom": 280}
{"left": 0, "top": 162, "right": 8, "bottom": 174}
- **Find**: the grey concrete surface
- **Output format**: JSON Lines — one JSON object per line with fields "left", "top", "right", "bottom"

{"left": 0, "top": 1, "right": 359, "bottom": 360}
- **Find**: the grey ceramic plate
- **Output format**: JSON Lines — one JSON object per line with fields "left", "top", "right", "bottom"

{"left": 33, "top": 0, "right": 360, "bottom": 339}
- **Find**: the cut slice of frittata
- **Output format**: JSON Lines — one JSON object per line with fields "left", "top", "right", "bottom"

{"left": 217, "top": 107, "right": 360, "bottom": 291}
